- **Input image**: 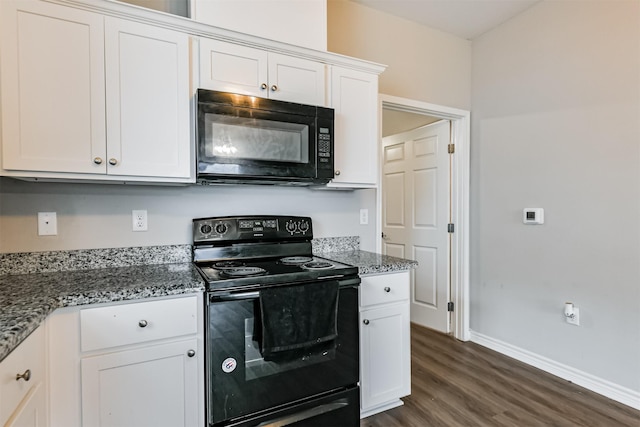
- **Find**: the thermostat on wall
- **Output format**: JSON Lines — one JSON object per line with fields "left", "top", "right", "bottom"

{"left": 523, "top": 208, "right": 544, "bottom": 225}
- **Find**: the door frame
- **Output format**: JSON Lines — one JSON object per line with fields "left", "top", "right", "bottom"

{"left": 377, "top": 94, "right": 470, "bottom": 341}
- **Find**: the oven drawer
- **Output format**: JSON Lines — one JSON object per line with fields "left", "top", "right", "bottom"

{"left": 80, "top": 296, "right": 197, "bottom": 352}
{"left": 359, "top": 272, "right": 410, "bottom": 308}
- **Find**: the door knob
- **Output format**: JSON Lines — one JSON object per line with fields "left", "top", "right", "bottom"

{"left": 108, "top": 158, "right": 118, "bottom": 166}
{"left": 270, "top": 85, "right": 278, "bottom": 92}
{"left": 138, "top": 320, "right": 148, "bottom": 328}
{"left": 363, "top": 319, "right": 370, "bottom": 325}
{"left": 261, "top": 83, "right": 267, "bottom": 90}
{"left": 93, "top": 157, "right": 103, "bottom": 165}
{"left": 187, "top": 349, "right": 196, "bottom": 358}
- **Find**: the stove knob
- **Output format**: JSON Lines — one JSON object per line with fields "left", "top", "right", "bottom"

{"left": 299, "top": 220, "right": 310, "bottom": 233}
{"left": 200, "top": 224, "right": 213, "bottom": 235}
{"left": 215, "top": 222, "right": 228, "bottom": 235}
{"left": 285, "top": 220, "right": 297, "bottom": 234}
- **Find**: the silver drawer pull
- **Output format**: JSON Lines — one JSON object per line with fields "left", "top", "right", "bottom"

{"left": 384, "top": 287, "right": 391, "bottom": 293}
{"left": 270, "top": 84, "right": 278, "bottom": 92}
{"left": 93, "top": 157, "right": 103, "bottom": 165}
{"left": 363, "top": 319, "right": 370, "bottom": 325}
{"left": 138, "top": 320, "right": 148, "bottom": 328}
{"left": 16, "top": 369, "right": 31, "bottom": 382}
{"left": 261, "top": 83, "right": 267, "bottom": 90}
{"left": 187, "top": 349, "right": 196, "bottom": 358}
{"left": 108, "top": 158, "right": 118, "bottom": 166}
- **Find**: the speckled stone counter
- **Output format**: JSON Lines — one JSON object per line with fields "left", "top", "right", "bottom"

{"left": 0, "top": 262, "right": 204, "bottom": 362}
{"left": 317, "top": 250, "right": 418, "bottom": 275}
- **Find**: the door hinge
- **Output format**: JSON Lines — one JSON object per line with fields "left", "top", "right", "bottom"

{"left": 448, "top": 143, "right": 455, "bottom": 154}
{"left": 447, "top": 223, "right": 454, "bottom": 233}
{"left": 447, "top": 301, "right": 454, "bottom": 312}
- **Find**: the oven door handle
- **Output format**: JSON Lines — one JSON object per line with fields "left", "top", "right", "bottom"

{"left": 210, "top": 291, "right": 260, "bottom": 302}
{"left": 256, "top": 398, "right": 349, "bottom": 427}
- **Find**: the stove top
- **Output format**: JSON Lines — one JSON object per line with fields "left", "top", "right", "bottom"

{"left": 192, "top": 215, "right": 359, "bottom": 293}
{"left": 196, "top": 255, "right": 358, "bottom": 292}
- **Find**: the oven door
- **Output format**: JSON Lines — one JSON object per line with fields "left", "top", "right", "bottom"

{"left": 205, "top": 281, "right": 359, "bottom": 426}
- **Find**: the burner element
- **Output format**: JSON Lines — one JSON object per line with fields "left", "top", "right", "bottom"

{"left": 280, "top": 256, "right": 314, "bottom": 265}
{"left": 301, "top": 261, "right": 335, "bottom": 270}
{"left": 213, "top": 261, "right": 244, "bottom": 269}
{"left": 221, "top": 266, "right": 267, "bottom": 277}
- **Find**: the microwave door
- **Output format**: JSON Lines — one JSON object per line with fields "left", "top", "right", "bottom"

{"left": 198, "top": 110, "right": 318, "bottom": 182}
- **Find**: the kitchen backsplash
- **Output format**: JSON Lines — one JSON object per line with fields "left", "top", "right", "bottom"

{"left": 0, "top": 237, "right": 360, "bottom": 276}
{"left": 311, "top": 236, "right": 360, "bottom": 254}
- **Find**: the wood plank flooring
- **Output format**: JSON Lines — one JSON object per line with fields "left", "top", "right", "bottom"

{"left": 360, "top": 323, "right": 640, "bottom": 427}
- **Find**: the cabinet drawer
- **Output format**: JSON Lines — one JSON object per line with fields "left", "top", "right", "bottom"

{"left": 360, "top": 272, "right": 410, "bottom": 308}
{"left": 80, "top": 296, "right": 197, "bottom": 352}
{"left": 0, "top": 326, "right": 45, "bottom": 426}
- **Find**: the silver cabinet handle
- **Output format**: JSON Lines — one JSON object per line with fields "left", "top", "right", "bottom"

{"left": 187, "top": 349, "right": 196, "bottom": 358}
{"left": 138, "top": 320, "right": 148, "bottom": 328}
{"left": 270, "top": 85, "right": 277, "bottom": 92}
{"left": 93, "top": 157, "right": 103, "bottom": 165}
{"left": 384, "top": 287, "right": 391, "bottom": 293}
{"left": 363, "top": 319, "right": 370, "bottom": 325}
{"left": 335, "top": 170, "right": 341, "bottom": 176}
{"left": 261, "top": 83, "right": 267, "bottom": 90}
{"left": 16, "top": 369, "right": 31, "bottom": 382}
{"left": 108, "top": 158, "right": 118, "bottom": 166}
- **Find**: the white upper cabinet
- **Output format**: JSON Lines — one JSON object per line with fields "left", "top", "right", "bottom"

{"left": 0, "top": 0, "right": 193, "bottom": 182}
{"left": 199, "top": 39, "right": 326, "bottom": 106}
{"left": 104, "top": 17, "right": 191, "bottom": 179}
{"left": 329, "top": 67, "right": 379, "bottom": 188}
{"left": 0, "top": 1, "right": 106, "bottom": 175}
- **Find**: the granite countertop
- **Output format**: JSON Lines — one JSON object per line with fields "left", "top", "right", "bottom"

{"left": 0, "top": 262, "right": 204, "bottom": 362}
{"left": 0, "top": 241, "right": 415, "bottom": 363}
{"left": 319, "top": 250, "right": 418, "bottom": 275}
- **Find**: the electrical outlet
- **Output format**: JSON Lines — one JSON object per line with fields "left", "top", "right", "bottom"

{"left": 566, "top": 307, "right": 580, "bottom": 326}
{"left": 360, "top": 209, "right": 369, "bottom": 225}
{"left": 132, "top": 210, "right": 148, "bottom": 232}
{"left": 38, "top": 212, "right": 57, "bottom": 236}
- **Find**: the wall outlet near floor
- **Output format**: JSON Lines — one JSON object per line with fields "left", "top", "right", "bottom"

{"left": 566, "top": 307, "right": 580, "bottom": 326}
{"left": 132, "top": 210, "right": 148, "bottom": 231}
{"left": 359, "top": 209, "right": 369, "bottom": 225}
{"left": 38, "top": 212, "right": 57, "bottom": 236}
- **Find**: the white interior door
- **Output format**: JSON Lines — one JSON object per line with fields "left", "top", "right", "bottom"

{"left": 382, "top": 120, "right": 451, "bottom": 332}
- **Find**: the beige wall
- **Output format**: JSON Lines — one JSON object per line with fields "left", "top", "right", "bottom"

{"left": 327, "top": 0, "right": 471, "bottom": 110}
{"left": 471, "top": 0, "right": 640, "bottom": 393}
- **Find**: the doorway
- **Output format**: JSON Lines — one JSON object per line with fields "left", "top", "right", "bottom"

{"left": 377, "top": 94, "right": 470, "bottom": 341}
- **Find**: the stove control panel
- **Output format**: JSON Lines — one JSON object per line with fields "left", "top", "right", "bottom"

{"left": 193, "top": 215, "right": 313, "bottom": 244}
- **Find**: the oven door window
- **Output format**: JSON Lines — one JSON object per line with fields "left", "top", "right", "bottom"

{"left": 206, "top": 286, "right": 358, "bottom": 425}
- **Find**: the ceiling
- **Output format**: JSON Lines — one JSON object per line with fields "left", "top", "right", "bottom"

{"left": 351, "top": 0, "right": 541, "bottom": 40}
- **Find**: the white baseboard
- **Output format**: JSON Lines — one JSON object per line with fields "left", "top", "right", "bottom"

{"left": 469, "top": 330, "right": 640, "bottom": 411}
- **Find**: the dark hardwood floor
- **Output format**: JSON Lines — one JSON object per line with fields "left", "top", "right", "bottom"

{"left": 360, "top": 323, "right": 640, "bottom": 427}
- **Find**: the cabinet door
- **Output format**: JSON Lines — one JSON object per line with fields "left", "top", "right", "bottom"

{"left": 4, "top": 383, "right": 47, "bottom": 427}
{"left": 199, "top": 39, "right": 268, "bottom": 97}
{"left": 329, "top": 67, "right": 379, "bottom": 188}
{"left": 360, "top": 303, "right": 411, "bottom": 411}
{"left": 0, "top": 0, "right": 106, "bottom": 174}
{"left": 81, "top": 339, "right": 199, "bottom": 427}
{"left": 105, "top": 17, "right": 191, "bottom": 179}
{"left": 267, "top": 53, "right": 326, "bottom": 106}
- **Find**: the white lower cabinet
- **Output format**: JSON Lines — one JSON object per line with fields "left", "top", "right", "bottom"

{"left": 359, "top": 271, "right": 411, "bottom": 418}
{"left": 81, "top": 339, "right": 199, "bottom": 427}
{"left": 0, "top": 326, "right": 48, "bottom": 427}
{"left": 47, "top": 294, "right": 204, "bottom": 427}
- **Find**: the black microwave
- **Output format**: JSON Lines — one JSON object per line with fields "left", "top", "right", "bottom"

{"left": 196, "top": 89, "right": 334, "bottom": 185}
